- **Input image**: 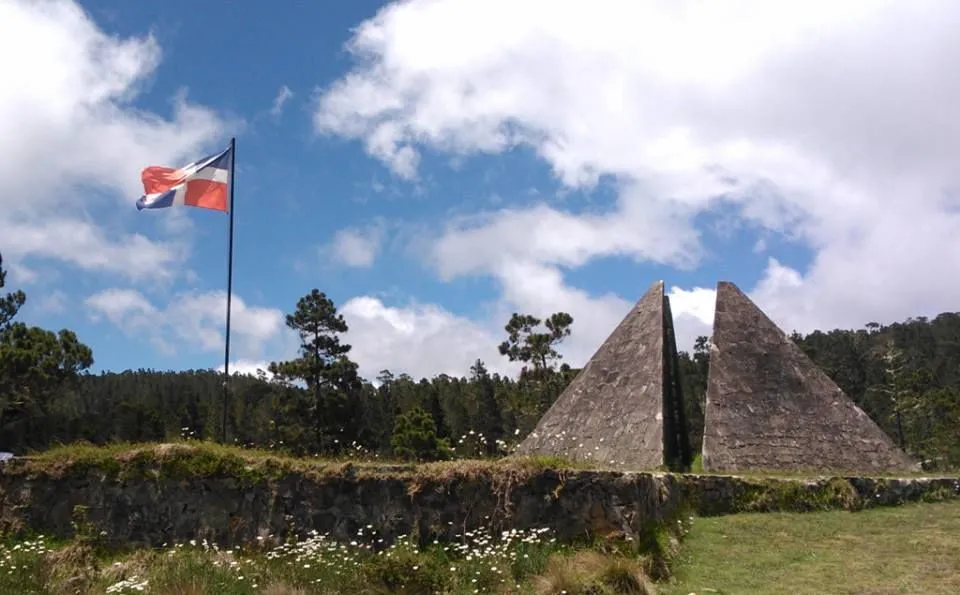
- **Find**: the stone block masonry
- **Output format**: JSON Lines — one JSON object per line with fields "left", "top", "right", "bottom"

{"left": 702, "top": 281, "right": 918, "bottom": 474}
{"left": 514, "top": 280, "right": 691, "bottom": 471}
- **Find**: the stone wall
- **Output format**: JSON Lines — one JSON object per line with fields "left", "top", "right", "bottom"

{"left": 0, "top": 453, "right": 956, "bottom": 549}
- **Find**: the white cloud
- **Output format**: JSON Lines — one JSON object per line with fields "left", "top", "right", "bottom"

{"left": 324, "top": 224, "right": 384, "bottom": 268}
{"left": 85, "top": 289, "right": 285, "bottom": 360}
{"left": 85, "top": 287, "right": 164, "bottom": 349}
{"left": 490, "top": 261, "right": 634, "bottom": 365}
{"left": 340, "top": 296, "right": 514, "bottom": 380}
{"left": 270, "top": 85, "right": 294, "bottom": 117}
{"left": 0, "top": 0, "right": 226, "bottom": 279}
{"left": 31, "top": 290, "right": 68, "bottom": 316}
{"left": 431, "top": 195, "right": 700, "bottom": 281}
{"left": 0, "top": 218, "right": 186, "bottom": 282}
{"left": 314, "top": 0, "right": 960, "bottom": 365}
{"left": 217, "top": 360, "right": 274, "bottom": 379}
{"left": 667, "top": 285, "right": 716, "bottom": 351}
{"left": 85, "top": 288, "right": 157, "bottom": 324}
{"left": 5, "top": 261, "right": 40, "bottom": 286}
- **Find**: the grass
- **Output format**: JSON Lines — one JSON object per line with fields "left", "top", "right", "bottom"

{"left": 5, "top": 440, "right": 599, "bottom": 484}
{"left": 663, "top": 499, "right": 960, "bottom": 595}
{"left": 0, "top": 525, "right": 680, "bottom": 594}
{"left": 16, "top": 440, "right": 955, "bottom": 482}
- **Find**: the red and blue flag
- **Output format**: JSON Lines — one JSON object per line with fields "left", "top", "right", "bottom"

{"left": 136, "top": 145, "right": 233, "bottom": 212}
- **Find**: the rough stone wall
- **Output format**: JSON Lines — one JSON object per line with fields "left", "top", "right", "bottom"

{"left": 0, "top": 462, "right": 955, "bottom": 549}
{"left": 702, "top": 281, "right": 919, "bottom": 474}
{"left": 0, "top": 465, "right": 677, "bottom": 549}
{"left": 514, "top": 281, "right": 671, "bottom": 470}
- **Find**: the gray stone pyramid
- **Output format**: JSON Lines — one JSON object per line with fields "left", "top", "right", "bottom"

{"left": 514, "top": 280, "right": 691, "bottom": 471}
{"left": 701, "top": 281, "right": 918, "bottom": 474}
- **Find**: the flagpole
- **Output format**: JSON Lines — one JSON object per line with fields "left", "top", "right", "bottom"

{"left": 222, "top": 137, "right": 236, "bottom": 444}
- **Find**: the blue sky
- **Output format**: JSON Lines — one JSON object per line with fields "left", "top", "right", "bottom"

{"left": 4, "top": 0, "right": 959, "bottom": 382}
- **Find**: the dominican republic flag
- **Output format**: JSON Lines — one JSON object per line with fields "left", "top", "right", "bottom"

{"left": 136, "top": 145, "right": 233, "bottom": 212}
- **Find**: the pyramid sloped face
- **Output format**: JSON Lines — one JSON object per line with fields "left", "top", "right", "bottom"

{"left": 514, "top": 280, "right": 674, "bottom": 471}
{"left": 702, "top": 281, "right": 918, "bottom": 474}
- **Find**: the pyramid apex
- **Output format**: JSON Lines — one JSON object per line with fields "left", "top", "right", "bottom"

{"left": 715, "top": 280, "right": 741, "bottom": 291}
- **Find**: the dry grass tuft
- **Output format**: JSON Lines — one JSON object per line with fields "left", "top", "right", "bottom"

{"left": 532, "top": 550, "right": 657, "bottom": 595}
{"left": 99, "top": 548, "right": 156, "bottom": 583}
{"left": 41, "top": 542, "right": 100, "bottom": 594}
{"left": 152, "top": 583, "right": 208, "bottom": 595}
{"left": 260, "top": 582, "right": 310, "bottom": 595}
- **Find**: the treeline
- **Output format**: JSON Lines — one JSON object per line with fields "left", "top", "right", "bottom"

{"left": 0, "top": 252, "right": 957, "bottom": 468}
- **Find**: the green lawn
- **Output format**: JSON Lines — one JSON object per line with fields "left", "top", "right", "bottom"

{"left": 663, "top": 500, "right": 960, "bottom": 595}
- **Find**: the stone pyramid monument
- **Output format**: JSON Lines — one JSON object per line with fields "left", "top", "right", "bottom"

{"left": 701, "top": 281, "right": 917, "bottom": 474}
{"left": 514, "top": 280, "right": 691, "bottom": 471}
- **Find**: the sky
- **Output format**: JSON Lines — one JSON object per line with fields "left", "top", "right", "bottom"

{"left": 3, "top": 0, "right": 960, "bottom": 383}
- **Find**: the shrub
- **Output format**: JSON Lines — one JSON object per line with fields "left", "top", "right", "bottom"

{"left": 391, "top": 407, "right": 454, "bottom": 462}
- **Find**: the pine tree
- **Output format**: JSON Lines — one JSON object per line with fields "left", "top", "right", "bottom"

{"left": 0, "top": 253, "right": 25, "bottom": 331}
{"left": 268, "top": 289, "right": 361, "bottom": 453}
{"left": 471, "top": 359, "right": 503, "bottom": 455}
{"left": 0, "top": 252, "right": 93, "bottom": 450}
{"left": 391, "top": 406, "right": 452, "bottom": 462}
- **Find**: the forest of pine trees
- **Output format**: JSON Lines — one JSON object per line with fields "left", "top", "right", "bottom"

{"left": 1, "top": 251, "right": 958, "bottom": 469}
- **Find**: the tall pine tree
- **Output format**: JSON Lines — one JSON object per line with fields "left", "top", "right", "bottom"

{"left": 268, "top": 289, "right": 361, "bottom": 453}
{"left": 471, "top": 359, "right": 503, "bottom": 455}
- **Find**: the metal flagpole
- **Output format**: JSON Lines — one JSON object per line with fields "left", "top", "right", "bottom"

{"left": 222, "top": 137, "right": 237, "bottom": 444}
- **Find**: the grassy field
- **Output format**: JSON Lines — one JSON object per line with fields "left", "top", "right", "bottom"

{"left": 663, "top": 499, "right": 960, "bottom": 595}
